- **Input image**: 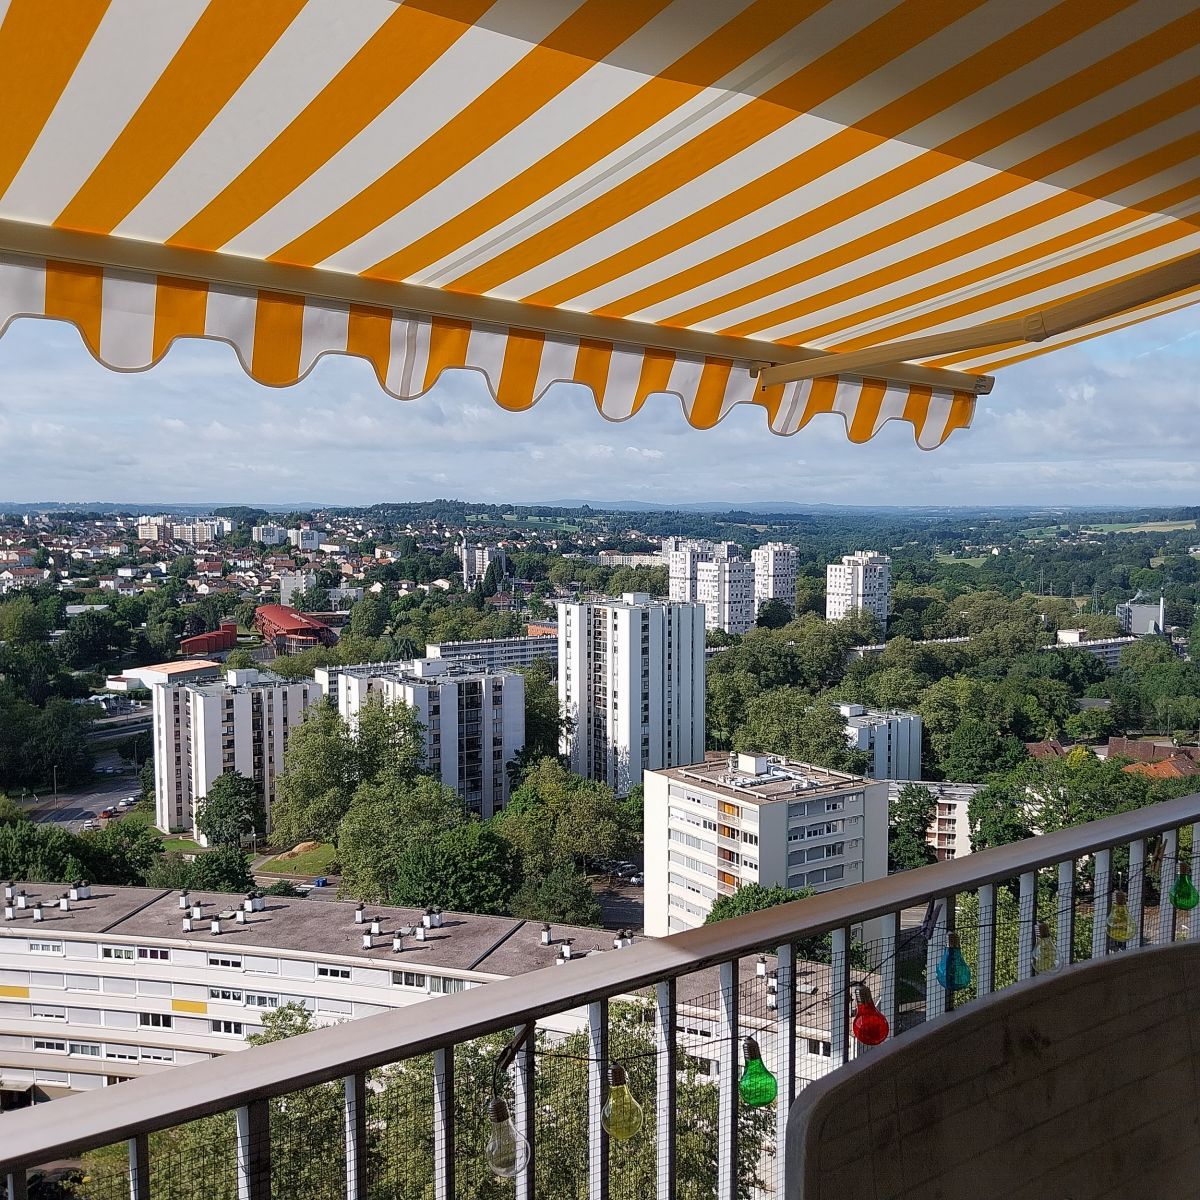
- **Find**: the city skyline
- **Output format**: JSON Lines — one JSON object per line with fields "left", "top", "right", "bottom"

{"left": 1, "top": 305, "right": 1197, "bottom": 509}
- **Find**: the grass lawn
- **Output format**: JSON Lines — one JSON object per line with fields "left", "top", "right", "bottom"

{"left": 935, "top": 553, "right": 988, "bottom": 566}
{"left": 161, "top": 837, "right": 203, "bottom": 853}
{"left": 1083, "top": 520, "right": 1197, "bottom": 533}
{"left": 261, "top": 842, "right": 337, "bottom": 876}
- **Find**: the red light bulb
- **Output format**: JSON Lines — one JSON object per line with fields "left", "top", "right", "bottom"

{"left": 851, "top": 984, "right": 889, "bottom": 1046}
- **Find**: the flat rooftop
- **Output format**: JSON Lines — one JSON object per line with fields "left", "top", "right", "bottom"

{"left": 654, "top": 752, "right": 867, "bottom": 806}
{"left": 0, "top": 884, "right": 635, "bottom": 978}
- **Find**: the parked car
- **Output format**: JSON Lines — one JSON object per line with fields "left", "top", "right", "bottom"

{"left": 629, "top": 874, "right": 644, "bottom": 887}
{"left": 117, "top": 797, "right": 136, "bottom": 809}
{"left": 81, "top": 819, "right": 99, "bottom": 832}
{"left": 99, "top": 807, "right": 117, "bottom": 819}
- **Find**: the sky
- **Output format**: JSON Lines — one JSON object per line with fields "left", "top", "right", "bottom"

{"left": 0, "top": 308, "right": 1197, "bottom": 509}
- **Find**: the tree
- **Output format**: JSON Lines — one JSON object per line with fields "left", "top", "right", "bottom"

{"left": 349, "top": 595, "right": 389, "bottom": 640}
{"left": 940, "top": 718, "right": 1027, "bottom": 782}
{"left": 271, "top": 701, "right": 359, "bottom": 845}
{"left": 224, "top": 647, "right": 256, "bottom": 671}
{"left": 196, "top": 771, "right": 264, "bottom": 848}
{"left": 888, "top": 783, "right": 938, "bottom": 873}
{"left": 733, "top": 691, "right": 869, "bottom": 773}
{"left": 755, "top": 598, "right": 791, "bottom": 629}
{"left": 188, "top": 846, "right": 255, "bottom": 892}
{"left": 517, "top": 659, "right": 569, "bottom": 766}
{"left": 0, "top": 794, "right": 29, "bottom": 826}
{"left": 705, "top": 882, "right": 813, "bottom": 924}
{"left": 510, "top": 864, "right": 602, "bottom": 926}
{"left": 392, "top": 821, "right": 518, "bottom": 914}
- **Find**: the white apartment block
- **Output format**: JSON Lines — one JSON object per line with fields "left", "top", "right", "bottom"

{"left": 1051, "top": 628, "right": 1139, "bottom": 671}
{"left": 278, "top": 570, "right": 315, "bottom": 607}
{"left": 597, "top": 550, "right": 664, "bottom": 568}
{"left": 696, "top": 557, "right": 755, "bottom": 635}
{"left": 426, "top": 634, "right": 557, "bottom": 674}
{"left": 460, "top": 541, "right": 506, "bottom": 588}
{"left": 643, "top": 752, "right": 888, "bottom": 937}
{"left": 135, "top": 517, "right": 172, "bottom": 542}
{"left": 667, "top": 539, "right": 740, "bottom": 604}
{"left": 251, "top": 524, "right": 287, "bottom": 546}
{"left": 317, "top": 658, "right": 524, "bottom": 817}
{"left": 558, "top": 594, "right": 705, "bottom": 795}
{"left": 885, "top": 780, "right": 983, "bottom": 862}
{"left": 1116, "top": 593, "right": 1165, "bottom": 636}
{"left": 826, "top": 551, "right": 891, "bottom": 631}
{"left": 839, "top": 704, "right": 923, "bottom": 780}
{"left": 152, "top": 669, "right": 322, "bottom": 840}
{"left": 288, "top": 527, "right": 321, "bottom": 552}
{"left": 751, "top": 542, "right": 799, "bottom": 615}
{"left": 171, "top": 519, "right": 231, "bottom": 546}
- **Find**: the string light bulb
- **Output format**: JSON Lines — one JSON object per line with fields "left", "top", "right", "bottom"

{"left": 485, "top": 1098, "right": 531, "bottom": 1178}
{"left": 935, "top": 932, "right": 972, "bottom": 992}
{"left": 1171, "top": 864, "right": 1199, "bottom": 911}
{"left": 1106, "top": 889, "right": 1136, "bottom": 943}
{"left": 1031, "top": 920, "right": 1061, "bottom": 975}
{"left": 738, "top": 1037, "right": 777, "bottom": 1107}
{"left": 850, "top": 984, "right": 889, "bottom": 1046}
{"left": 600, "top": 1064, "right": 644, "bottom": 1141}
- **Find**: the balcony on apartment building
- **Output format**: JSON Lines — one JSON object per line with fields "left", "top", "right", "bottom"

{"left": 4, "top": 793, "right": 1200, "bottom": 1200}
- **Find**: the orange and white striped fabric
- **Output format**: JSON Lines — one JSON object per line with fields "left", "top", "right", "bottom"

{"left": 1, "top": 0, "right": 1197, "bottom": 448}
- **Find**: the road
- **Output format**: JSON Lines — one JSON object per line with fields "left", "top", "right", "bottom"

{"left": 17, "top": 751, "right": 142, "bottom": 833}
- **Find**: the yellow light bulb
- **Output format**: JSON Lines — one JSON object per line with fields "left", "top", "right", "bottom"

{"left": 600, "top": 1064, "right": 644, "bottom": 1141}
{"left": 1106, "top": 889, "right": 1136, "bottom": 944}
{"left": 1032, "top": 920, "right": 1060, "bottom": 975}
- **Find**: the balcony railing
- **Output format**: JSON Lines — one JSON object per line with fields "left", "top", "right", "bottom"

{"left": 3, "top": 792, "right": 1200, "bottom": 1199}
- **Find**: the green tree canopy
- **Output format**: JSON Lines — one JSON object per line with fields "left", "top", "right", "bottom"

{"left": 196, "top": 771, "right": 265, "bottom": 848}
{"left": 888, "top": 783, "right": 938, "bottom": 873}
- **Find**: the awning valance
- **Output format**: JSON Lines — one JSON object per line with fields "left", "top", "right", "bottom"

{"left": 1, "top": 0, "right": 1198, "bottom": 449}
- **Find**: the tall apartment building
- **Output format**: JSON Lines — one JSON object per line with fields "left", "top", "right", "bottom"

{"left": 643, "top": 752, "right": 888, "bottom": 937}
{"left": 460, "top": 541, "right": 506, "bottom": 588}
{"left": 135, "top": 516, "right": 172, "bottom": 542}
{"left": 597, "top": 550, "right": 664, "bottom": 568}
{"left": 316, "top": 658, "right": 524, "bottom": 817}
{"left": 426, "top": 634, "right": 557, "bottom": 675}
{"left": 278, "top": 570, "right": 315, "bottom": 607}
{"left": 251, "top": 524, "right": 287, "bottom": 546}
{"left": 839, "top": 704, "right": 923, "bottom": 780}
{"left": 171, "top": 519, "right": 231, "bottom": 546}
{"left": 152, "top": 668, "right": 321, "bottom": 839}
{"left": 288, "top": 527, "right": 321, "bottom": 552}
{"left": 696, "top": 557, "right": 755, "bottom": 635}
{"left": 751, "top": 542, "right": 799, "bottom": 615}
{"left": 826, "top": 551, "right": 891, "bottom": 630}
{"left": 558, "top": 593, "right": 705, "bottom": 795}
{"left": 1116, "top": 592, "right": 1165, "bottom": 636}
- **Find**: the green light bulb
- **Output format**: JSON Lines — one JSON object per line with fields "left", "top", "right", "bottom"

{"left": 1106, "top": 889, "right": 1136, "bottom": 943}
{"left": 738, "top": 1037, "right": 777, "bottom": 1107}
{"left": 1171, "top": 865, "right": 1199, "bottom": 911}
{"left": 935, "top": 932, "right": 972, "bottom": 992}
{"left": 1032, "top": 920, "right": 1060, "bottom": 975}
{"left": 600, "top": 1064, "right": 644, "bottom": 1141}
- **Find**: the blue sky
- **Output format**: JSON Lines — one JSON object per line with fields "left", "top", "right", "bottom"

{"left": 0, "top": 309, "right": 1196, "bottom": 507}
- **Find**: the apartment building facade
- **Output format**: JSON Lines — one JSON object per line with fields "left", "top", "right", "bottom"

{"left": 152, "top": 669, "right": 321, "bottom": 838}
{"left": 751, "top": 542, "right": 799, "bottom": 615}
{"left": 839, "top": 704, "right": 923, "bottom": 780}
{"left": 250, "top": 525, "right": 287, "bottom": 546}
{"left": 643, "top": 752, "right": 888, "bottom": 937}
{"left": 425, "top": 634, "right": 557, "bottom": 675}
{"left": 317, "top": 658, "right": 524, "bottom": 817}
{"left": 460, "top": 541, "right": 506, "bottom": 588}
{"left": 558, "top": 594, "right": 705, "bottom": 795}
{"left": 826, "top": 551, "right": 891, "bottom": 630}
{"left": 696, "top": 557, "right": 755, "bottom": 635}
{"left": 287, "top": 527, "right": 320, "bottom": 552}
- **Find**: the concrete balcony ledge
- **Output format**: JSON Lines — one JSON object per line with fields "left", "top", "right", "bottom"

{"left": 786, "top": 939, "right": 1200, "bottom": 1199}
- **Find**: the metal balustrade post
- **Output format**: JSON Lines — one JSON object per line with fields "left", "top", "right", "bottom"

{"left": 513, "top": 1030, "right": 536, "bottom": 1200}
{"left": 1127, "top": 839, "right": 1146, "bottom": 946}
{"left": 877, "top": 913, "right": 898, "bottom": 1034}
{"left": 128, "top": 1133, "right": 149, "bottom": 1200}
{"left": 1057, "top": 859, "right": 1076, "bottom": 967}
{"left": 587, "top": 1000, "right": 609, "bottom": 1200}
{"left": 926, "top": 899, "right": 948, "bottom": 1020}
{"left": 1192, "top": 822, "right": 1200, "bottom": 885}
{"left": 1158, "top": 828, "right": 1179, "bottom": 944}
{"left": 717, "top": 960, "right": 739, "bottom": 1200}
{"left": 344, "top": 1073, "right": 367, "bottom": 1200}
{"left": 655, "top": 979, "right": 677, "bottom": 1200}
{"left": 1092, "top": 848, "right": 1112, "bottom": 959}
{"left": 235, "top": 1099, "right": 271, "bottom": 1200}
{"left": 775, "top": 942, "right": 796, "bottom": 1197}
{"left": 1016, "top": 872, "right": 1037, "bottom": 982}
{"left": 829, "top": 928, "right": 849, "bottom": 1067}
{"left": 6, "top": 1171, "right": 27, "bottom": 1200}
{"left": 431, "top": 1052, "right": 454, "bottom": 1200}
{"left": 976, "top": 885, "right": 996, "bottom": 996}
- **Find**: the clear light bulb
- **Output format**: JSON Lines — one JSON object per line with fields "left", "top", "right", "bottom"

{"left": 1032, "top": 920, "right": 1061, "bottom": 975}
{"left": 935, "top": 932, "right": 972, "bottom": 992}
{"left": 485, "top": 1098, "right": 530, "bottom": 1178}
{"left": 600, "top": 1064, "right": 644, "bottom": 1141}
{"left": 850, "top": 984, "right": 889, "bottom": 1046}
{"left": 1171, "top": 865, "right": 1199, "bottom": 911}
{"left": 1106, "top": 889, "right": 1136, "bottom": 943}
{"left": 738, "top": 1037, "right": 777, "bottom": 1107}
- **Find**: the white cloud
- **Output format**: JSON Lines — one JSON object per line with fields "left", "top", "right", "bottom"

{"left": 0, "top": 310, "right": 1197, "bottom": 505}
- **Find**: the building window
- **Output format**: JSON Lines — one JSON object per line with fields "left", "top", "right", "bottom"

{"left": 392, "top": 970, "right": 427, "bottom": 989}
{"left": 806, "top": 1039, "right": 832, "bottom": 1058}
{"left": 138, "top": 1013, "right": 173, "bottom": 1029}
{"left": 211, "top": 1020, "right": 244, "bottom": 1036}
{"left": 32, "top": 1004, "right": 67, "bottom": 1020}
{"left": 33, "top": 1039, "right": 67, "bottom": 1053}
{"left": 29, "top": 941, "right": 64, "bottom": 955}
{"left": 105, "top": 1047, "right": 138, "bottom": 1061}
{"left": 69, "top": 1042, "right": 102, "bottom": 1057}
{"left": 207, "top": 954, "right": 243, "bottom": 970}
{"left": 102, "top": 946, "right": 135, "bottom": 961}
{"left": 428, "top": 976, "right": 466, "bottom": 995}
{"left": 137, "top": 947, "right": 170, "bottom": 962}
{"left": 316, "top": 965, "right": 351, "bottom": 980}
{"left": 209, "top": 987, "right": 243, "bottom": 1002}
{"left": 141, "top": 1048, "right": 175, "bottom": 1063}
{"left": 245, "top": 993, "right": 279, "bottom": 1009}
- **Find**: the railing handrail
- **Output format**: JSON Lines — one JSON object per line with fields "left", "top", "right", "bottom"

{"left": 2, "top": 790, "right": 1197, "bottom": 1171}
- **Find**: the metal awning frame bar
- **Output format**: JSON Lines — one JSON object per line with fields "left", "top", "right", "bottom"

{"left": 759, "top": 250, "right": 1200, "bottom": 389}
{"left": 0, "top": 218, "right": 989, "bottom": 395}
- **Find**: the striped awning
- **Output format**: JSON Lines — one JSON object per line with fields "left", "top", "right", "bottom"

{"left": 1, "top": 0, "right": 1198, "bottom": 450}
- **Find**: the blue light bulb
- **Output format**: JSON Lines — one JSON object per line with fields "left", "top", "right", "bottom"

{"left": 935, "top": 932, "right": 972, "bottom": 992}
